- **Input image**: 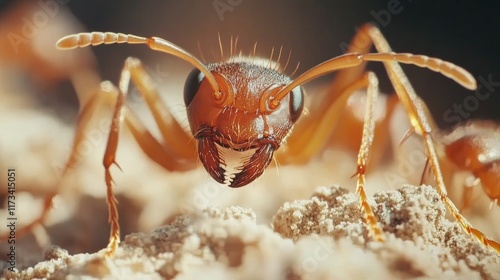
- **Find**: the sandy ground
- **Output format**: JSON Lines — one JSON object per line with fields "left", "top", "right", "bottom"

{"left": 0, "top": 3, "right": 499, "bottom": 279}
{"left": 1, "top": 179, "right": 500, "bottom": 279}
{"left": 0, "top": 100, "right": 499, "bottom": 279}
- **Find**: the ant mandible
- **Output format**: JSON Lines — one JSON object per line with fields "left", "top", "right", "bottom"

{"left": 5, "top": 23, "right": 499, "bottom": 256}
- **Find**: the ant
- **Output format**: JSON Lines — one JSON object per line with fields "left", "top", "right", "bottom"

{"left": 2, "top": 23, "right": 498, "bottom": 256}
{"left": 435, "top": 120, "right": 500, "bottom": 211}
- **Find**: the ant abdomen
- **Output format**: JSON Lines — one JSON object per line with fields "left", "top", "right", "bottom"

{"left": 443, "top": 120, "right": 500, "bottom": 205}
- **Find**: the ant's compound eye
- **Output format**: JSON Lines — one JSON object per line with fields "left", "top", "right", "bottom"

{"left": 184, "top": 68, "right": 205, "bottom": 107}
{"left": 289, "top": 87, "right": 304, "bottom": 123}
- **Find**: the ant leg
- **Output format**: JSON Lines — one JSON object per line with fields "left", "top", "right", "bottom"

{"left": 66, "top": 80, "right": 195, "bottom": 255}
{"left": 102, "top": 57, "right": 199, "bottom": 255}
{"left": 0, "top": 195, "right": 53, "bottom": 243}
{"left": 124, "top": 57, "right": 197, "bottom": 162}
{"left": 353, "top": 71, "right": 385, "bottom": 241}
{"left": 0, "top": 85, "right": 113, "bottom": 243}
{"left": 327, "top": 90, "right": 398, "bottom": 168}
{"left": 280, "top": 25, "right": 397, "bottom": 165}
{"left": 281, "top": 70, "right": 385, "bottom": 241}
{"left": 279, "top": 74, "right": 368, "bottom": 163}
{"left": 362, "top": 23, "right": 500, "bottom": 253}
{"left": 275, "top": 31, "right": 368, "bottom": 163}
{"left": 104, "top": 82, "right": 197, "bottom": 172}
{"left": 2, "top": 56, "right": 200, "bottom": 252}
{"left": 327, "top": 24, "right": 375, "bottom": 94}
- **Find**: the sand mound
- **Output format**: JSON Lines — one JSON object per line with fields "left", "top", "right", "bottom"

{"left": 4, "top": 185, "right": 499, "bottom": 280}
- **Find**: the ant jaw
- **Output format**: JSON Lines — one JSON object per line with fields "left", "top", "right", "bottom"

{"left": 197, "top": 137, "right": 275, "bottom": 188}
{"left": 228, "top": 144, "right": 274, "bottom": 188}
{"left": 197, "top": 137, "right": 227, "bottom": 185}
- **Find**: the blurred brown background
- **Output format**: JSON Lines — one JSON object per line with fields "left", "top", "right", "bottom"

{"left": 1, "top": 0, "right": 499, "bottom": 129}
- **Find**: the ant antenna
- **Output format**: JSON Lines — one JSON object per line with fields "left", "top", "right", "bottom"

{"left": 269, "top": 52, "right": 476, "bottom": 111}
{"left": 56, "top": 32, "right": 221, "bottom": 96}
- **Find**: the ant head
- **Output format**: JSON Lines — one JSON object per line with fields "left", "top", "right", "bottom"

{"left": 183, "top": 58, "right": 304, "bottom": 187}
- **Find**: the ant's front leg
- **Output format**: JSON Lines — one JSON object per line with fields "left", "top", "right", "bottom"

{"left": 102, "top": 57, "right": 198, "bottom": 254}
{"left": 353, "top": 72, "right": 384, "bottom": 241}
{"left": 0, "top": 57, "right": 201, "bottom": 255}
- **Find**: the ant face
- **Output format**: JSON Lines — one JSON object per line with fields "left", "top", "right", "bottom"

{"left": 184, "top": 58, "right": 304, "bottom": 187}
